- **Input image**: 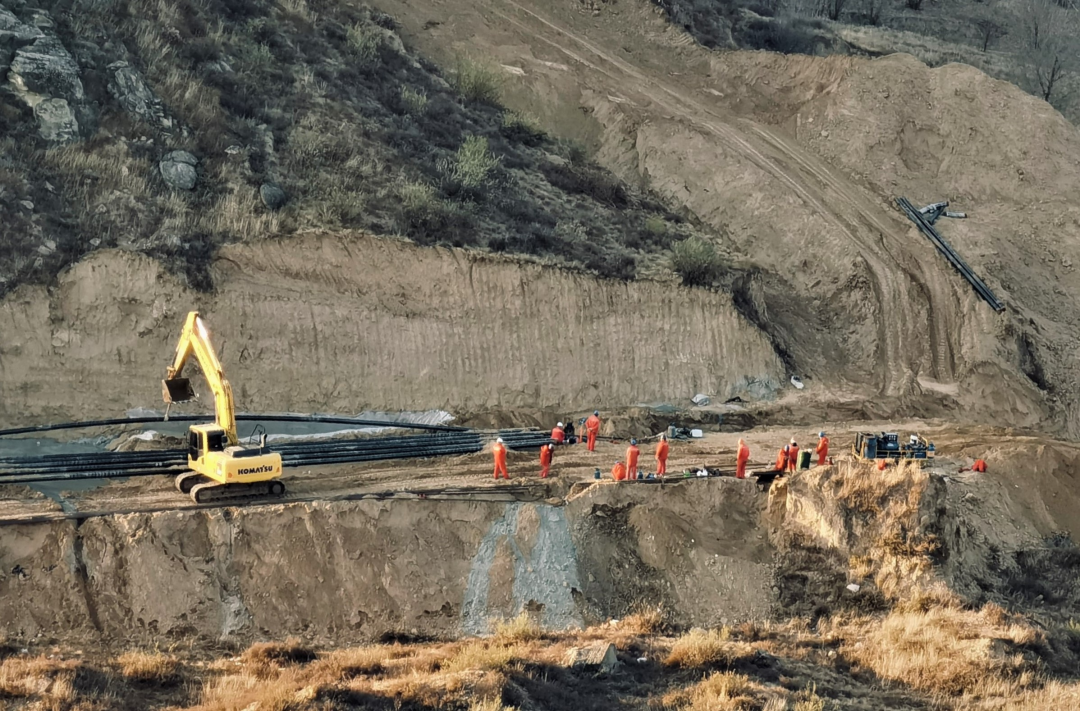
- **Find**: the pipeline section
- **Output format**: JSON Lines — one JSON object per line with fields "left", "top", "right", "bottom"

{"left": 0, "top": 430, "right": 553, "bottom": 485}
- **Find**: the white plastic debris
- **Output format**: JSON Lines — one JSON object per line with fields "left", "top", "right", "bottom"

{"left": 690, "top": 429, "right": 704, "bottom": 438}
{"left": 846, "top": 583, "right": 861, "bottom": 593}
{"left": 691, "top": 393, "right": 711, "bottom": 406}
{"left": 790, "top": 376, "right": 805, "bottom": 389}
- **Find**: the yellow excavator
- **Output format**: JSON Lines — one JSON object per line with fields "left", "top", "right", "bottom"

{"left": 162, "top": 311, "right": 284, "bottom": 504}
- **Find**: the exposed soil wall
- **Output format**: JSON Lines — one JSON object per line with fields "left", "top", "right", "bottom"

{"left": 4, "top": 435, "right": 1077, "bottom": 645}
{"left": 0, "top": 479, "right": 775, "bottom": 645}
{"left": 0, "top": 232, "right": 783, "bottom": 425}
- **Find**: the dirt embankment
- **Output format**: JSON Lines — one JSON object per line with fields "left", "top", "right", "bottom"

{"left": 372, "top": 0, "right": 1080, "bottom": 435}
{"left": 0, "top": 232, "right": 782, "bottom": 425}
{"left": 4, "top": 429, "right": 1077, "bottom": 646}
{"left": 0, "top": 478, "right": 773, "bottom": 645}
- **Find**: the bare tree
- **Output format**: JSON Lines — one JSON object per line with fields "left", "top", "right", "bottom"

{"left": 1018, "top": 0, "right": 1062, "bottom": 50}
{"left": 860, "top": 0, "right": 887, "bottom": 24}
{"left": 1016, "top": 0, "right": 1077, "bottom": 106}
{"left": 974, "top": 18, "right": 1006, "bottom": 51}
{"left": 821, "top": 0, "right": 847, "bottom": 20}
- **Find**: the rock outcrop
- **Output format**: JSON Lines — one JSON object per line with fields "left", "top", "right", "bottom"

{"left": 4, "top": 12, "right": 92, "bottom": 142}
{"left": 106, "top": 60, "right": 174, "bottom": 130}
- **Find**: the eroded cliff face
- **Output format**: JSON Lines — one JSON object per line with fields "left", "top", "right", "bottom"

{"left": 0, "top": 479, "right": 774, "bottom": 644}
{"left": 4, "top": 438, "right": 1077, "bottom": 645}
{"left": 0, "top": 232, "right": 783, "bottom": 425}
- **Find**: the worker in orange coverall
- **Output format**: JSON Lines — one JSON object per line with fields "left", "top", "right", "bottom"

{"left": 655, "top": 434, "right": 670, "bottom": 476}
{"left": 775, "top": 446, "right": 789, "bottom": 472}
{"left": 585, "top": 411, "right": 601, "bottom": 451}
{"left": 736, "top": 438, "right": 750, "bottom": 480}
{"left": 539, "top": 443, "right": 554, "bottom": 478}
{"left": 816, "top": 432, "right": 829, "bottom": 466}
{"left": 612, "top": 461, "right": 627, "bottom": 481}
{"left": 626, "top": 439, "right": 640, "bottom": 479}
{"left": 787, "top": 439, "right": 800, "bottom": 472}
{"left": 551, "top": 422, "right": 566, "bottom": 444}
{"left": 492, "top": 437, "right": 509, "bottom": 479}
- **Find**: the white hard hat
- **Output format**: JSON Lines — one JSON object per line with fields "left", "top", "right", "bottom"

{"left": 790, "top": 438, "right": 797, "bottom": 445}
{"left": 496, "top": 437, "right": 504, "bottom": 444}
{"left": 557, "top": 422, "right": 564, "bottom": 428}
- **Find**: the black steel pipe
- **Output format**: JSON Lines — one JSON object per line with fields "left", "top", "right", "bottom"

{"left": 0, "top": 413, "right": 469, "bottom": 438}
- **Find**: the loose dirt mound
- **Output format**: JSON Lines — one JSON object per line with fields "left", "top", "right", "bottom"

{"left": 0, "top": 232, "right": 781, "bottom": 424}
{"left": 373, "top": 0, "right": 1079, "bottom": 436}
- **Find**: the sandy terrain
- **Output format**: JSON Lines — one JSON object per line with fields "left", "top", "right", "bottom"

{"left": 364, "top": 0, "right": 1079, "bottom": 437}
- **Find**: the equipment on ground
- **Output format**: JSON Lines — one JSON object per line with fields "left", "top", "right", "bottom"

{"left": 797, "top": 449, "right": 812, "bottom": 470}
{"left": 896, "top": 197, "right": 1003, "bottom": 312}
{"left": 852, "top": 432, "right": 935, "bottom": 466}
{"left": 162, "top": 311, "right": 285, "bottom": 504}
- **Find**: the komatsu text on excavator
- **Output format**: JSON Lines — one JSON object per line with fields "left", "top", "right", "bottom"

{"left": 162, "top": 311, "right": 285, "bottom": 503}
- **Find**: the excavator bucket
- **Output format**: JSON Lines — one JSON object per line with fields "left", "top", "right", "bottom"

{"left": 162, "top": 377, "right": 196, "bottom": 404}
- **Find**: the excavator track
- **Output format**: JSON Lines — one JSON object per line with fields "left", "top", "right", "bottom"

{"left": 175, "top": 471, "right": 209, "bottom": 494}
{"left": 188, "top": 478, "right": 286, "bottom": 505}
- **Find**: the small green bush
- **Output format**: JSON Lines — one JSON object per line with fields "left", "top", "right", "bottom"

{"left": 347, "top": 22, "right": 383, "bottom": 65}
{"left": 400, "top": 86, "right": 429, "bottom": 116}
{"left": 645, "top": 214, "right": 669, "bottom": 236}
{"left": 500, "top": 110, "right": 545, "bottom": 144}
{"left": 397, "top": 180, "right": 473, "bottom": 244}
{"left": 439, "top": 136, "right": 502, "bottom": 195}
{"left": 451, "top": 58, "right": 502, "bottom": 103}
{"left": 670, "top": 236, "right": 724, "bottom": 287}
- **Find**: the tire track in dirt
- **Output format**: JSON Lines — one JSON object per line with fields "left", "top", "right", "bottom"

{"left": 490, "top": 0, "right": 966, "bottom": 395}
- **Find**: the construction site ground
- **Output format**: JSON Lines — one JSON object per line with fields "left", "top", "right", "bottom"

{"left": 2, "top": 419, "right": 1075, "bottom": 533}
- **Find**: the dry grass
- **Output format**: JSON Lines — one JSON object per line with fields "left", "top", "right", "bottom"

{"left": 241, "top": 637, "right": 318, "bottom": 668}
{"left": 661, "top": 671, "right": 764, "bottom": 710}
{"left": 116, "top": 650, "right": 179, "bottom": 683}
{"left": 839, "top": 604, "right": 1042, "bottom": 695}
{"left": 491, "top": 612, "right": 542, "bottom": 643}
{"left": 622, "top": 605, "right": 668, "bottom": 635}
{"left": 664, "top": 627, "right": 754, "bottom": 668}
{"left": 442, "top": 640, "right": 522, "bottom": 674}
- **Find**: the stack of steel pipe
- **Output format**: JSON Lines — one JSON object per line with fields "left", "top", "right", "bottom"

{"left": 0, "top": 429, "right": 555, "bottom": 485}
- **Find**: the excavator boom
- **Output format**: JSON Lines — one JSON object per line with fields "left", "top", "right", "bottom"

{"left": 162, "top": 311, "right": 239, "bottom": 445}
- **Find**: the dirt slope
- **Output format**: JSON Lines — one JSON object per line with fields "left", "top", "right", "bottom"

{"left": 0, "top": 232, "right": 781, "bottom": 423}
{"left": 370, "top": 0, "right": 1079, "bottom": 435}
{"left": 4, "top": 426, "right": 1077, "bottom": 645}
{"left": 0, "top": 478, "right": 772, "bottom": 644}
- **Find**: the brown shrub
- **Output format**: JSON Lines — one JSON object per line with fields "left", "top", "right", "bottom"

{"left": 492, "top": 612, "right": 542, "bottom": 643}
{"left": 661, "top": 671, "right": 762, "bottom": 710}
{"left": 664, "top": 628, "right": 755, "bottom": 669}
{"left": 241, "top": 637, "right": 317, "bottom": 668}
{"left": 116, "top": 650, "right": 180, "bottom": 684}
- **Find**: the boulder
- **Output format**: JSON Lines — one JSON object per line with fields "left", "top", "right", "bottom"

{"left": 0, "top": 8, "right": 45, "bottom": 76}
{"left": 9, "top": 35, "right": 83, "bottom": 101}
{"left": 564, "top": 642, "right": 618, "bottom": 675}
{"left": 34, "top": 97, "right": 78, "bottom": 142}
{"left": 106, "top": 60, "right": 173, "bottom": 129}
{"left": 159, "top": 150, "right": 198, "bottom": 190}
{"left": 259, "top": 182, "right": 287, "bottom": 210}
